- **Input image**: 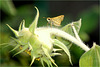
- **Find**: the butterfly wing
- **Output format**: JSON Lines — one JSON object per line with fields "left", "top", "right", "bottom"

{"left": 52, "top": 15, "right": 64, "bottom": 26}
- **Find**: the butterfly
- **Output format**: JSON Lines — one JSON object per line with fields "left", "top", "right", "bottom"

{"left": 47, "top": 15, "right": 64, "bottom": 27}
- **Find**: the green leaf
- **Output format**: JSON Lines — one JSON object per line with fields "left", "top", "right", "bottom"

{"left": 52, "top": 19, "right": 81, "bottom": 48}
{"left": 53, "top": 39, "right": 72, "bottom": 65}
{"left": 29, "top": 6, "right": 39, "bottom": 34}
{"left": 62, "top": 19, "right": 81, "bottom": 34}
{"left": 79, "top": 43, "right": 100, "bottom": 67}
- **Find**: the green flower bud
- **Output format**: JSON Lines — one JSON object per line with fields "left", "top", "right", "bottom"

{"left": 7, "top": 6, "right": 75, "bottom": 67}
{"left": 7, "top": 7, "right": 58, "bottom": 67}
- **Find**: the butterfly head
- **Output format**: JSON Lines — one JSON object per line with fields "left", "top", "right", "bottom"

{"left": 47, "top": 17, "right": 51, "bottom": 22}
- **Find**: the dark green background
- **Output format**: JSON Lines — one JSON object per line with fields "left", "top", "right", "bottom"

{"left": 0, "top": 0, "right": 99, "bottom": 67}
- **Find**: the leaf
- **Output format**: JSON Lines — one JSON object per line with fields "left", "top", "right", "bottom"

{"left": 62, "top": 19, "right": 81, "bottom": 34}
{"left": 53, "top": 39, "right": 72, "bottom": 65}
{"left": 52, "top": 19, "right": 81, "bottom": 48}
{"left": 79, "top": 43, "right": 100, "bottom": 67}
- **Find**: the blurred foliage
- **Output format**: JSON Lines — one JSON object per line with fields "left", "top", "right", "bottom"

{"left": 0, "top": 0, "right": 16, "bottom": 16}
{"left": 78, "top": 5, "right": 99, "bottom": 42}
{"left": 79, "top": 5, "right": 99, "bottom": 33}
{"left": 0, "top": 1, "right": 99, "bottom": 67}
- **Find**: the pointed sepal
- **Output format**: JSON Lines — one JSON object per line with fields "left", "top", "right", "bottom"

{"left": 9, "top": 44, "right": 20, "bottom": 52}
{"left": 41, "top": 57, "right": 53, "bottom": 67}
{"left": 22, "top": 20, "right": 25, "bottom": 29}
{"left": 53, "top": 48, "right": 62, "bottom": 52}
{"left": 40, "top": 58, "right": 45, "bottom": 67}
{"left": 18, "top": 20, "right": 25, "bottom": 31}
{"left": 42, "top": 47, "right": 58, "bottom": 67}
{"left": 28, "top": 42, "right": 33, "bottom": 51}
{"left": 30, "top": 56, "right": 35, "bottom": 66}
{"left": 53, "top": 39, "right": 72, "bottom": 65}
{"left": 51, "top": 53, "right": 62, "bottom": 56}
{"left": 6, "top": 24, "right": 19, "bottom": 37}
{"left": 13, "top": 45, "right": 28, "bottom": 57}
{"left": 29, "top": 6, "right": 39, "bottom": 34}
{"left": 11, "top": 37, "right": 22, "bottom": 45}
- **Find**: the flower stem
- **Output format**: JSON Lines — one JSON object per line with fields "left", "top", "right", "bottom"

{"left": 48, "top": 28, "right": 90, "bottom": 51}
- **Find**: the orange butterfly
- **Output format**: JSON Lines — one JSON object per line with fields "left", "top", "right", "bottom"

{"left": 47, "top": 15, "right": 64, "bottom": 27}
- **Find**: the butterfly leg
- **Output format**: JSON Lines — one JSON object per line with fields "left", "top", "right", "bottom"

{"left": 47, "top": 22, "right": 49, "bottom": 27}
{"left": 50, "top": 22, "right": 52, "bottom": 27}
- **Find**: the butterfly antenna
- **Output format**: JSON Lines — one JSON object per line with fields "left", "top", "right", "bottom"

{"left": 43, "top": 17, "right": 46, "bottom": 18}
